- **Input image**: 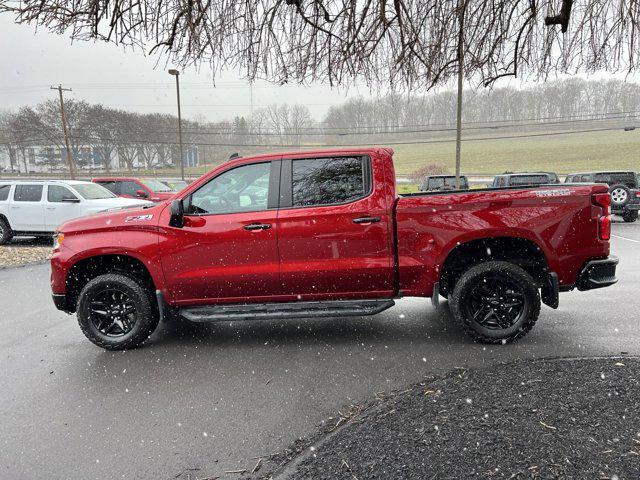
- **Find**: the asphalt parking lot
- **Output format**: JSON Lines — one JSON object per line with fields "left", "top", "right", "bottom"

{"left": 1, "top": 220, "right": 639, "bottom": 480}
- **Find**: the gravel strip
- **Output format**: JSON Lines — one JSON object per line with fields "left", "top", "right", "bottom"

{"left": 0, "top": 245, "right": 52, "bottom": 269}
{"left": 267, "top": 357, "right": 640, "bottom": 480}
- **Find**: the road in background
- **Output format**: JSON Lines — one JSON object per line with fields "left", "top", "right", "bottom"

{"left": 1, "top": 221, "right": 638, "bottom": 480}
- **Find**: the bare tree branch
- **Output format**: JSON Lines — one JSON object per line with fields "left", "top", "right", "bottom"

{"left": 0, "top": 0, "right": 638, "bottom": 90}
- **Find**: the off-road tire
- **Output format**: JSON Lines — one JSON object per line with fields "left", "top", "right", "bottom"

{"left": 450, "top": 261, "right": 541, "bottom": 344}
{"left": 77, "top": 273, "right": 159, "bottom": 350}
{"left": 609, "top": 184, "right": 631, "bottom": 209}
{"left": 622, "top": 210, "right": 639, "bottom": 223}
{"left": 0, "top": 217, "right": 13, "bottom": 245}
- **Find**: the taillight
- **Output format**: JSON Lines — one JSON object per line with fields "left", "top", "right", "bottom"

{"left": 592, "top": 193, "right": 611, "bottom": 241}
{"left": 636, "top": 191, "right": 640, "bottom": 198}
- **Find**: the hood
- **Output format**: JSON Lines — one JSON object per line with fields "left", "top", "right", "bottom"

{"left": 85, "top": 197, "right": 154, "bottom": 209}
{"left": 59, "top": 200, "right": 163, "bottom": 234}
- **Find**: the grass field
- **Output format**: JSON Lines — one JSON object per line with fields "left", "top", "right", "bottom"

{"left": 381, "top": 128, "right": 640, "bottom": 175}
{"left": 189, "top": 125, "right": 640, "bottom": 177}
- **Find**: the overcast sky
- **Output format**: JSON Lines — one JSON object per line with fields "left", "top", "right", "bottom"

{"left": 0, "top": 15, "right": 386, "bottom": 123}
{"left": 2, "top": 14, "right": 638, "bottom": 124}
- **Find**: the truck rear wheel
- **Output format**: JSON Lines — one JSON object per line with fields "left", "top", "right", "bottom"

{"left": 450, "top": 261, "right": 540, "bottom": 344}
{"left": 76, "top": 273, "right": 159, "bottom": 350}
{"left": 0, "top": 217, "right": 13, "bottom": 245}
{"left": 622, "top": 210, "right": 638, "bottom": 223}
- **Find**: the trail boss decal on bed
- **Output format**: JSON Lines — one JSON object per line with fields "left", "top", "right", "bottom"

{"left": 125, "top": 214, "right": 154, "bottom": 222}
{"left": 535, "top": 189, "right": 571, "bottom": 197}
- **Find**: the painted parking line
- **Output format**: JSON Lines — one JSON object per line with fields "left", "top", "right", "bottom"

{"left": 612, "top": 234, "right": 640, "bottom": 243}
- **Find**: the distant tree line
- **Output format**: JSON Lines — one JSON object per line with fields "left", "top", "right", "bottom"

{"left": 0, "top": 101, "right": 315, "bottom": 173}
{"left": 323, "top": 79, "right": 640, "bottom": 132}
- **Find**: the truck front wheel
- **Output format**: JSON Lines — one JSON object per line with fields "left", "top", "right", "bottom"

{"left": 450, "top": 261, "right": 541, "bottom": 344}
{"left": 76, "top": 273, "right": 159, "bottom": 350}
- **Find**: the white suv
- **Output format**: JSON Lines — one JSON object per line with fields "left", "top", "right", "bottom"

{"left": 0, "top": 180, "right": 153, "bottom": 244}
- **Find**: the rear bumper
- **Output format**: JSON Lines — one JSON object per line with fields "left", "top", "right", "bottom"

{"left": 576, "top": 256, "right": 619, "bottom": 291}
{"left": 623, "top": 204, "right": 640, "bottom": 211}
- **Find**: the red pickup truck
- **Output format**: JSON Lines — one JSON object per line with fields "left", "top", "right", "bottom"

{"left": 51, "top": 148, "right": 618, "bottom": 350}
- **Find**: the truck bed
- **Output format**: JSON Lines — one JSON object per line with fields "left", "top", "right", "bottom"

{"left": 395, "top": 183, "right": 610, "bottom": 297}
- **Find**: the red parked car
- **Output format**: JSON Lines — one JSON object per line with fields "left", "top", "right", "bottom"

{"left": 53, "top": 148, "right": 617, "bottom": 350}
{"left": 91, "top": 177, "right": 176, "bottom": 203}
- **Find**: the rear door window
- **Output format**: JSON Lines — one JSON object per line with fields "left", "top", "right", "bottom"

{"left": 14, "top": 184, "right": 43, "bottom": 202}
{"left": 0, "top": 184, "right": 10, "bottom": 201}
{"left": 291, "top": 156, "right": 369, "bottom": 207}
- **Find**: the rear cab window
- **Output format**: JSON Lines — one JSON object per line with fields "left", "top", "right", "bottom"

{"left": 428, "top": 176, "right": 468, "bottom": 190}
{"left": 594, "top": 172, "right": 638, "bottom": 188}
{"left": 509, "top": 175, "right": 549, "bottom": 186}
{"left": 289, "top": 156, "right": 370, "bottom": 207}
{"left": 14, "top": 184, "right": 43, "bottom": 202}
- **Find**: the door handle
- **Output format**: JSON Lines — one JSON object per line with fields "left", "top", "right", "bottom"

{"left": 243, "top": 223, "right": 271, "bottom": 231}
{"left": 353, "top": 216, "right": 381, "bottom": 224}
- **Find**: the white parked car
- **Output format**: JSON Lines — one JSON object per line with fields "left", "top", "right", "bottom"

{"left": 0, "top": 180, "right": 153, "bottom": 244}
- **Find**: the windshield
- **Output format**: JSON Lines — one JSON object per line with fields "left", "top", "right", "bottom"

{"left": 71, "top": 183, "right": 117, "bottom": 199}
{"left": 163, "top": 180, "right": 189, "bottom": 191}
{"left": 140, "top": 178, "right": 175, "bottom": 192}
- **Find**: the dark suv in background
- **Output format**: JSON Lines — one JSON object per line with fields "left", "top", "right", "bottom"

{"left": 419, "top": 175, "right": 469, "bottom": 191}
{"left": 565, "top": 171, "right": 640, "bottom": 222}
{"left": 492, "top": 172, "right": 560, "bottom": 188}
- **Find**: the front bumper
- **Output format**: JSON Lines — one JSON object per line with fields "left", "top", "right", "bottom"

{"left": 576, "top": 256, "right": 619, "bottom": 291}
{"left": 52, "top": 293, "right": 71, "bottom": 313}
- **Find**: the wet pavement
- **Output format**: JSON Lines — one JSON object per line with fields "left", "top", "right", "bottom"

{"left": 0, "top": 220, "right": 639, "bottom": 479}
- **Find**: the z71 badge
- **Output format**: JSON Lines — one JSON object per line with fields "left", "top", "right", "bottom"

{"left": 125, "top": 214, "right": 154, "bottom": 222}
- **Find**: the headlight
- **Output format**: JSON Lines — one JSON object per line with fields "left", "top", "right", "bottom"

{"left": 53, "top": 233, "right": 64, "bottom": 250}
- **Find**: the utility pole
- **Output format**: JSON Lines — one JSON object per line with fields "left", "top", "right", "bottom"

{"left": 250, "top": 82, "right": 254, "bottom": 119}
{"left": 50, "top": 85, "right": 76, "bottom": 179}
{"left": 454, "top": 0, "right": 466, "bottom": 190}
{"left": 168, "top": 69, "right": 185, "bottom": 180}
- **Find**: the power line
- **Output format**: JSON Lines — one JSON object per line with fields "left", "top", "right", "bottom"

{"left": 6, "top": 125, "right": 636, "bottom": 149}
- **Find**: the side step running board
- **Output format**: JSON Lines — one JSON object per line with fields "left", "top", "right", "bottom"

{"left": 179, "top": 299, "right": 395, "bottom": 323}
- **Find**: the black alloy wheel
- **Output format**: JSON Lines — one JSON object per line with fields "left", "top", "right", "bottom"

{"left": 77, "top": 273, "right": 159, "bottom": 350}
{"left": 88, "top": 288, "right": 138, "bottom": 337}
{"left": 462, "top": 274, "right": 527, "bottom": 330}
{"left": 450, "top": 261, "right": 541, "bottom": 344}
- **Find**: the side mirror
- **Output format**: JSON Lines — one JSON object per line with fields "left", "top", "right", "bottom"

{"left": 62, "top": 197, "right": 80, "bottom": 203}
{"left": 169, "top": 199, "right": 184, "bottom": 228}
{"left": 136, "top": 189, "right": 148, "bottom": 198}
